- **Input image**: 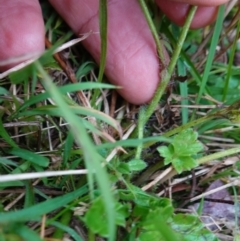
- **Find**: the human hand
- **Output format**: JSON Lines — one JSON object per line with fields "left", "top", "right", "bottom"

{"left": 0, "top": 0, "right": 230, "bottom": 104}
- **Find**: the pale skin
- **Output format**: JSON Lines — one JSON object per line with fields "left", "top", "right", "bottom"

{"left": 0, "top": 0, "right": 230, "bottom": 104}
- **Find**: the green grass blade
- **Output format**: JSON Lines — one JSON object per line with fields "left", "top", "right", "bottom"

{"left": 98, "top": 0, "right": 108, "bottom": 83}
{"left": 35, "top": 62, "right": 116, "bottom": 241}
{"left": 222, "top": 16, "right": 240, "bottom": 101}
{"left": 52, "top": 221, "right": 84, "bottom": 241}
{"left": 9, "top": 148, "right": 49, "bottom": 167}
{"left": 0, "top": 185, "right": 88, "bottom": 223}
{"left": 17, "top": 105, "right": 120, "bottom": 131}
{"left": 96, "top": 136, "right": 172, "bottom": 150}
{"left": 63, "top": 132, "right": 74, "bottom": 166}
{"left": 92, "top": 0, "right": 108, "bottom": 105}
{"left": 52, "top": 210, "right": 73, "bottom": 239}
{"left": 178, "top": 60, "right": 188, "bottom": 124}
{"left": 0, "top": 118, "right": 18, "bottom": 148}
{"left": 196, "top": 5, "right": 225, "bottom": 104}
{"left": 16, "top": 225, "right": 43, "bottom": 241}
{"left": 24, "top": 181, "right": 35, "bottom": 208}
{"left": 16, "top": 82, "right": 115, "bottom": 113}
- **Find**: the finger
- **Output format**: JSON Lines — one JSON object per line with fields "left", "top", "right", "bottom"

{"left": 156, "top": 0, "right": 219, "bottom": 29}
{"left": 49, "top": 0, "right": 168, "bottom": 104}
{"left": 165, "top": 0, "right": 230, "bottom": 6}
{"left": 0, "top": 0, "right": 45, "bottom": 71}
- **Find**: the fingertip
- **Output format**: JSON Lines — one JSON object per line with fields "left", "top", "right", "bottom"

{"left": 0, "top": 0, "right": 45, "bottom": 71}
{"left": 156, "top": 0, "right": 219, "bottom": 29}
{"left": 164, "top": 0, "right": 230, "bottom": 6}
{"left": 50, "top": 0, "right": 167, "bottom": 104}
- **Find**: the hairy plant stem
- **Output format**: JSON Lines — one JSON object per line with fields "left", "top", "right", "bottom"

{"left": 138, "top": 0, "right": 166, "bottom": 65}
{"left": 143, "top": 5, "right": 197, "bottom": 125}
{"left": 136, "top": 3, "right": 198, "bottom": 156}
{"left": 135, "top": 107, "right": 145, "bottom": 159}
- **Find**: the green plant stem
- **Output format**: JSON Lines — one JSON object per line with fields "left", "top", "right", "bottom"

{"left": 138, "top": 0, "right": 166, "bottom": 65}
{"left": 143, "top": 5, "right": 197, "bottom": 125}
{"left": 135, "top": 107, "right": 145, "bottom": 159}
{"left": 135, "top": 5, "right": 197, "bottom": 155}
{"left": 36, "top": 62, "right": 116, "bottom": 241}
{"left": 91, "top": 0, "right": 108, "bottom": 105}
{"left": 98, "top": 0, "right": 108, "bottom": 83}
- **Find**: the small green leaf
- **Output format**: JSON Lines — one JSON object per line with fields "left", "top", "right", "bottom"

{"left": 133, "top": 205, "right": 149, "bottom": 219}
{"left": 84, "top": 197, "right": 129, "bottom": 237}
{"left": 118, "top": 163, "right": 130, "bottom": 174}
{"left": 170, "top": 157, "right": 183, "bottom": 173}
{"left": 172, "top": 129, "right": 203, "bottom": 156}
{"left": 115, "top": 202, "right": 130, "bottom": 227}
{"left": 127, "top": 159, "right": 147, "bottom": 172}
{"left": 158, "top": 129, "right": 202, "bottom": 173}
{"left": 180, "top": 156, "right": 198, "bottom": 171}
{"left": 141, "top": 208, "right": 179, "bottom": 241}
{"left": 172, "top": 156, "right": 198, "bottom": 174}
{"left": 157, "top": 146, "right": 173, "bottom": 165}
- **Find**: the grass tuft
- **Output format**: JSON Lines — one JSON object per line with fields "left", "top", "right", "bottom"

{"left": 0, "top": 1, "right": 239, "bottom": 241}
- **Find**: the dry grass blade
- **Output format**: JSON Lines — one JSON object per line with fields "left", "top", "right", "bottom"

{"left": 0, "top": 169, "right": 88, "bottom": 183}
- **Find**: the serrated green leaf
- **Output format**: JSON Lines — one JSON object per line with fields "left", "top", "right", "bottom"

{"left": 115, "top": 202, "right": 130, "bottom": 227}
{"left": 172, "top": 129, "right": 203, "bottom": 156}
{"left": 84, "top": 197, "right": 129, "bottom": 237}
{"left": 133, "top": 205, "right": 149, "bottom": 219}
{"left": 173, "top": 140, "right": 203, "bottom": 157}
{"left": 171, "top": 157, "right": 183, "bottom": 173}
{"left": 84, "top": 198, "right": 107, "bottom": 236}
{"left": 127, "top": 159, "right": 147, "bottom": 172}
{"left": 141, "top": 208, "right": 179, "bottom": 241}
{"left": 157, "top": 146, "right": 173, "bottom": 165}
{"left": 172, "top": 156, "right": 198, "bottom": 174}
{"left": 158, "top": 129, "right": 202, "bottom": 173}
{"left": 181, "top": 156, "right": 198, "bottom": 171}
{"left": 128, "top": 185, "right": 157, "bottom": 206}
